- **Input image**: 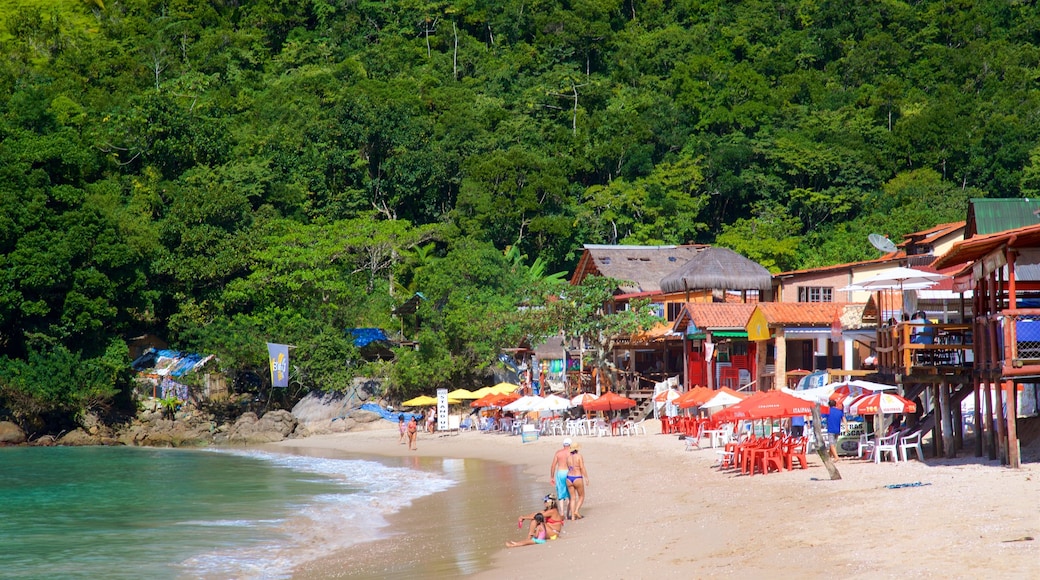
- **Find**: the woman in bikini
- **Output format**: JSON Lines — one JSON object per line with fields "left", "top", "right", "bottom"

{"left": 566, "top": 443, "right": 588, "bottom": 519}
{"left": 517, "top": 495, "right": 565, "bottom": 539}
{"left": 406, "top": 416, "right": 418, "bottom": 450}
{"left": 507, "top": 513, "right": 547, "bottom": 547}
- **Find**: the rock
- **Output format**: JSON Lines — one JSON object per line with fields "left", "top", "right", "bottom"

{"left": 348, "top": 409, "right": 382, "bottom": 423}
{"left": 0, "top": 421, "right": 27, "bottom": 444}
{"left": 31, "top": 434, "right": 57, "bottom": 446}
{"left": 228, "top": 410, "right": 297, "bottom": 444}
{"left": 58, "top": 429, "right": 102, "bottom": 446}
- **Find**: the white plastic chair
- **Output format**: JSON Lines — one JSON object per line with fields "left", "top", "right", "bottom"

{"left": 900, "top": 431, "right": 924, "bottom": 461}
{"left": 630, "top": 417, "right": 648, "bottom": 435}
{"left": 857, "top": 434, "right": 875, "bottom": 459}
{"left": 874, "top": 433, "right": 900, "bottom": 463}
{"left": 594, "top": 419, "right": 610, "bottom": 437}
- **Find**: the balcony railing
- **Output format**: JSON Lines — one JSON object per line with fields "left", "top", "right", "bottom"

{"left": 999, "top": 309, "right": 1040, "bottom": 370}
{"left": 876, "top": 322, "right": 974, "bottom": 375}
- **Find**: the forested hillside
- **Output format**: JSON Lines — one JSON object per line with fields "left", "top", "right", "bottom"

{"left": 1, "top": 0, "right": 1038, "bottom": 425}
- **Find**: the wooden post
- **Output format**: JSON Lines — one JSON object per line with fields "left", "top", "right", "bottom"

{"left": 953, "top": 382, "right": 964, "bottom": 452}
{"left": 1005, "top": 380, "right": 1020, "bottom": 469}
{"left": 983, "top": 381, "right": 996, "bottom": 460}
{"left": 774, "top": 329, "right": 787, "bottom": 391}
{"left": 940, "top": 380, "right": 955, "bottom": 458}
{"left": 994, "top": 375, "right": 1007, "bottom": 465}
{"left": 811, "top": 404, "right": 841, "bottom": 480}
{"left": 931, "top": 384, "right": 942, "bottom": 457}
{"left": 973, "top": 376, "right": 983, "bottom": 457}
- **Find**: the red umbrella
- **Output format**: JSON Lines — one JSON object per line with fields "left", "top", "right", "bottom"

{"left": 674, "top": 386, "right": 713, "bottom": 409}
{"left": 846, "top": 393, "right": 916, "bottom": 415}
{"left": 712, "top": 390, "right": 815, "bottom": 421}
{"left": 470, "top": 392, "right": 519, "bottom": 408}
{"left": 583, "top": 391, "right": 637, "bottom": 412}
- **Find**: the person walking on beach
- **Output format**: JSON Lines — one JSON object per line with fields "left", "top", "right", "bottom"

{"left": 426, "top": 407, "right": 436, "bottom": 434}
{"left": 398, "top": 414, "right": 407, "bottom": 444}
{"left": 550, "top": 439, "right": 572, "bottom": 518}
{"left": 565, "top": 443, "right": 588, "bottom": 520}
{"left": 407, "top": 416, "right": 418, "bottom": 450}
{"left": 826, "top": 403, "right": 844, "bottom": 460}
{"left": 506, "top": 513, "right": 547, "bottom": 547}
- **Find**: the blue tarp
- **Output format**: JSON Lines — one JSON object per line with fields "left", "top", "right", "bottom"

{"left": 349, "top": 328, "right": 390, "bottom": 347}
{"left": 360, "top": 403, "right": 421, "bottom": 422}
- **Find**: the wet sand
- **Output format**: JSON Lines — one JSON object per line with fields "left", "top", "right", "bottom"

{"left": 272, "top": 421, "right": 1040, "bottom": 579}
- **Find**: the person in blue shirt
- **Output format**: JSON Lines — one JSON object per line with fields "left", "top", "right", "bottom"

{"left": 825, "top": 405, "right": 844, "bottom": 460}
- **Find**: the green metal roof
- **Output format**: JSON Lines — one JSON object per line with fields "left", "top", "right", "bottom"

{"left": 968, "top": 198, "right": 1040, "bottom": 236}
{"left": 686, "top": 330, "right": 748, "bottom": 339}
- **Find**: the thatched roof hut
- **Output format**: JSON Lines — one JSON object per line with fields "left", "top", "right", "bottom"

{"left": 659, "top": 246, "right": 772, "bottom": 293}
{"left": 571, "top": 244, "right": 708, "bottom": 294}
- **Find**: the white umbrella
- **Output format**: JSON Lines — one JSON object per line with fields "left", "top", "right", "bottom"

{"left": 542, "top": 394, "right": 574, "bottom": 411}
{"left": 853, "top": 267, "right": 946, "bottom": 290}
{"left": 701, "top": 391, "right": 743, "bottom": 408}
{"left": 503, "top": 396, "right": 540, "bottom": 412}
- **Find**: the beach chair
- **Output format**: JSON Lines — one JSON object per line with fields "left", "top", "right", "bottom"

{"left": 900, "top": 431, "right": 924, "bottom": 461}
{"left": 857, "top": 434, "right": 875, "bottom": 460}
{"left": 874, "top": 433, "right": 900, "bottom": 463}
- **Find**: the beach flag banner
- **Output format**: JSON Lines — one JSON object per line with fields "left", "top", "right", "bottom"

{"left": 436, "top": 388, "right": 449, "bottom": 432}
{"left": 267, "top": 343, "right": 290, "bottom": 387}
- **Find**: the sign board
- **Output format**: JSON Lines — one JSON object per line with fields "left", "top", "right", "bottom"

{"left": 436, "top": 388, "right": 449, "bottom": 432}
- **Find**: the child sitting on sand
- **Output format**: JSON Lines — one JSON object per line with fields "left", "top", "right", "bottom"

{"left": 507, "top": 513, "right": 547, "bottom": 548}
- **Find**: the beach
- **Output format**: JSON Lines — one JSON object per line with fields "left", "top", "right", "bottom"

{"left": 270, "top": 421, "right": 1039, "bottom": 579}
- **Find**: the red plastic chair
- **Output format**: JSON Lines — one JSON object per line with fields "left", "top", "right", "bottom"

{"left": 755, "top": 444, "right": 785, "bottom": 476}
{"left": 783, "top": 438, "right": 809, "bottom": 470}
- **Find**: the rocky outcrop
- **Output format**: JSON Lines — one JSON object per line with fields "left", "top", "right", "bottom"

{"left": 290, "top": 391, "right": 386, "bottom": 437}
{"left": 0, "top": 421, "right": 27, "bottom": 445}
{"left": 226, "top": 410, "right": 298, "bottom": 444}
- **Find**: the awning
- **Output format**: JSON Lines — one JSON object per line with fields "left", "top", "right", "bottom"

{"left": 686, "top": 330, "right": 748, "bottom": 339}
{"left": 782, "top": 327, "right": 832, "bottom": 335}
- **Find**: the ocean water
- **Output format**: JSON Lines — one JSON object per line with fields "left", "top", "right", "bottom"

{"left": 0, "top": 446, "right": 455, "bottom": 579}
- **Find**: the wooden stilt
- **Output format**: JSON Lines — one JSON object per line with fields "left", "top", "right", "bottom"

{"left": 973, "top": 376, "right": 983, "bottom": 457}
{"left": 940, "top": 380, "right": 954, "bottom": 458}
{"left": 983, "top": 381, "right": 996, "bottom": 460}
{"left": 1005, "top": 380, "right": 1020, "bottom": 469}
{"left": 931, "top": 384, "right": 942, "bottom": 458}
{"left": 994, "top": 376, "right": 1007, "bottom": 465}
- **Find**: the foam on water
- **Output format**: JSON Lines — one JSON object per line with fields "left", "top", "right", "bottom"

{"left": 179, "top": 449, "right": 456, "bottom": 579}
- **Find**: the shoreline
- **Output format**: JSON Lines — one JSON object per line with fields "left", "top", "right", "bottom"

{"left": 269, "top": 421, "right": 1040, "bottom": 579}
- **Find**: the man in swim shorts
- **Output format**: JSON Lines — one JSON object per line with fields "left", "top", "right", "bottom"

{"left": 550, "top": 438, "right": 572, "bottom": 518}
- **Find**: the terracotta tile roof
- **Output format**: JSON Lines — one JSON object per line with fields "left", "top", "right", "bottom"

{"left": 756, "top": 302, "right": 844, "bottom": 326}
{"left": 684, "top": 303, "right": 757, "bottom": 329}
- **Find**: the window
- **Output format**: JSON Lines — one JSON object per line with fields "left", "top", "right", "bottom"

{"left": 666, "top": 302, "right": 684, "bottom": 321}
{"left": 798, "top": 286, "right": 833, "bottom": 303}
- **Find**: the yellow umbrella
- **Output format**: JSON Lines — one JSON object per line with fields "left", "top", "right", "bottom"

{"left": 489, "top": 382, "right": 520, "bottom": 395}
{"left": 470, "top": 386, "right": 494, "bottom": 398}
{"left": 402, "top": 395, "right": 437, "bottom": 406}
{"left": 447, "top": 388, "right": 479, "bottom": 400}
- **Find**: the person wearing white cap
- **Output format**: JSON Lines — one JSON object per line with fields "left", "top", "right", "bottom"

{"left": 550, "top": 438, "right": 572, "bottom": 518}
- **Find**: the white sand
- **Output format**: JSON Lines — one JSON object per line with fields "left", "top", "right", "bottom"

{"left": 272, "top": 420, "right": 1039, "bottom": 579}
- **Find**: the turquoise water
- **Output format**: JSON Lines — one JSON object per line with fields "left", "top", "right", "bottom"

{"left": 0, "top": 446, "right": 454, "bottom": 579}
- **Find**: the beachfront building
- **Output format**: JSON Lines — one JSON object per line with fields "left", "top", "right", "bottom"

{"left": 669, "top": 303, "right": 757, "bottom": 391}
{"left": 931, "top": 221, "right": 1040, "bottom": 468}
{"left": 745, "top": 302, "right": 846, "bottom": 392}
{"left": 569, "top": 244, "right": 772, "bottom": 417}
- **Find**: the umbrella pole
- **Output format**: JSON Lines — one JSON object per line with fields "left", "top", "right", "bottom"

{"left": 811, "top": 403, "right": 841, "bottom": 480}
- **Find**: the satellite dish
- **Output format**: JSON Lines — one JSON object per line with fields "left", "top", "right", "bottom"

{"left": 868, "top": 233, "right": 897, "bottom": 253}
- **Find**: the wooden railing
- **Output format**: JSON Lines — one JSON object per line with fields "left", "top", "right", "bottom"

{"left": 876, "top": 322, "right": 974, "bottom": 376}
{"left": 978, "top": 308, "right": 1040, "bottom": 377}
